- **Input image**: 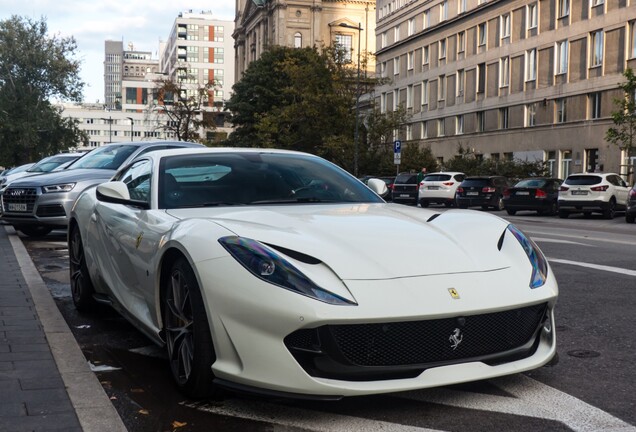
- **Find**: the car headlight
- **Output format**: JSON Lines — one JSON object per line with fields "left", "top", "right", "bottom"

{"left": 219, "top": 236, "right": 356, "bottom": 305}
{"left": 43, "top": 183, "right": 76, "bottom": 193}
{"left": 507, "top": 224, "right": 548, "bottom": 289}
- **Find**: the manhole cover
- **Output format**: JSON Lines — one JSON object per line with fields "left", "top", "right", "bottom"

{"left": 567, "top": 349, "right": 601, "bottom": 359}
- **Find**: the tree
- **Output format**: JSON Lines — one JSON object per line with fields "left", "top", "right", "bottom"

{"left": 150, "top": 77, "right": 216, "bottom": 142}
{"left": 0, "top": 16, "right": 85, "bottom": 166}
{"left": 606, "top": 68, "right": 636, "bottom": 172}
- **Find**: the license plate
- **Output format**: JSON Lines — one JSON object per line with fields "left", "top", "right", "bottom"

{"left": 516, "top": 191, "right": 530, "bottom": 195}
{"left": 400, "top": 194, "right": 410, "bottom": 197}
{"left": 571, "top": 190, "right": 588, "bottom": 196}
{"left": 427, "top": 186, "right": 440, "bottom": 190}
{"left": 467, "top": 192, "right": 479, "bottom": 196}
{"left": 8, "top": 203, "right": 27, "bottom": 212}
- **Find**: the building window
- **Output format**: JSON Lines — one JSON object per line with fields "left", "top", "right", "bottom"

{"left": 421, "top": 121, "right": 428, "bottom": 138}
{"left": 501, "top": 14, "right": 511, "bottom": 40}
{"left": 527, "top": 3, "right": 538, "bottom": 30}
{"left": 422, "top": 80, "right": 429, "bottom": 106}
{"left": 394, "top": 57, "right": 400, "bottom": 75}
{"left": 526, "top": 49, "right": 537, "bottom": 81}
{"left": 407, "top": 51, "right": 414, "bottom": 70}
{"left": 590, "top": 30, "right": 604, "bottom": 67}
{"left": 458, "top": 31, "right": 466, "bottom": 54}
{"left": 499, "top": 57, "right": 510, "bottom": 87}
{"left": 630, "top": 21, "right": 636, "bottom": 59}
{"left": 591, "top": 0, "right": 604, "bottom": 6}
{"left": 381, "top": 92, "right": 387, "bottom": 113}
{"left": 406, "top": 124, "right": 413, "bottom": 140}
{"left": 438, "top": 75, "right": 446, "bottom": 100}
{"left": 499, "top": 107, "right": 509, "bottom": 129}
{"left": 393, "top": 89, "right": 399, "bottom": 111}
{"left": 423, "top": 10, "right": 430, "bottom": 30}
{"left": 525, "top": 103, "right": 537, "bottom": 127}
{"left": 294, "top": 32, "right": 302, "bottom": 48}
{"left": 394, "top": 26, "right": 400, "bottom": 42}
{"left": 335, "top": 34, "right": 353, "bottom": 61}
{"left": 477, "top": 63, "right": 486, "bottom": 93}
{"left": 440, "top": 1, "right": 448, "bottom": 21}
{"left": 556, "top": 40, "right": 568, "bottom": 75}
{"left": 478, "top": 23, "right": 487, "bottom": 47}
{"left": 408, "top": 18, "right": 415, "bottom": 36}
{"left": 546, "top": 151, "right": 557, "bottom": 177}
{"left": 407, "top": 84, "right": 413, "bottom": 108}
{"left": 459, "top": 0, "right": 467, "bottom": 14}
{"left": 381, "top": 61, "right": 387, "bottom": 78}
{"left": 476, "top": 111, "right": 485, "bottom": 132}
{"left": 556, "top": 98, "right": 567, "bottom": 123}
{"left": 381, "top": 32, "right": 388, "bottom": 48}
{"left": 423, "top": 45, "right": 430, "bottom": 65}
{"left": 438, "top": 119, "right": 445, "bottom": 136}
{"left": 439, "top": 39, "right": 447, "bottom": 60}
{"left": 456, "top": 115, "right": 464, "bottom": 134}
{"left": 561, "top": 150, "right": 572, "bottom": 178}
{"left": 589, "top": 92, "right": 602, "bottom": 119}
{"left": 457, "top": 69, "right": 464, "bottom": 97}
{"left": 558, "top": 0, "right": 569, "bottom": 18}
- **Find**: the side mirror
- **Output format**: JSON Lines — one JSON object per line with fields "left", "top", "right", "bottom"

{"left": 367, "top": 178, "right": 389, "bottom": 198}
{"left": 96, "top": 181, "right": 150, "bottom": 209}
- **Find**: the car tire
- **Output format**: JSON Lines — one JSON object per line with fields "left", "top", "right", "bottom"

{"left": 69, "top": 225, "right": 97, "bottom": 313}
{"left": 163, "top": 257, "right": 220, "bottom": 399}
{"left": 16, "top": 225, "right": 52, "bottom": 238}
{"left": 506, "top": 209, "right": 517, "bottom": 216}
{"left": 419, "top": 199, "right": 429, "bottom": 208}
{"left": 549, "top": 201, "right": 558, "bottom": 216}
{"left": 627, "top": 213, "right": 635, "bottom": 223}
{"left": 602, "top": 199, "right": 616, "bottom": 219}
{"left": 558, "top": 210, "right": 569, "bottom": 219}
{"left": 496, "top": 196, "right": 505, "bottom": 211}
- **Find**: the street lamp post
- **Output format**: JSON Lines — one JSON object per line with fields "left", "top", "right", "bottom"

{"left": 126, "top": 117, "right": 134, "bottom": 141}
{"left": 339, "top": 23, "right": 363, "bottom": 177}
{"left": 100, "top": 117, "right": 113, "bottom": 143}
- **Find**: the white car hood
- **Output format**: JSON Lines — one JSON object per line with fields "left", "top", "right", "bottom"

{"left": 167, "top": 204, "right": 511, "bottom": 280}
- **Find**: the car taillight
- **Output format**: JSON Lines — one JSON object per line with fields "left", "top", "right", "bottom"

{"left": 443, "top": 181, "right": 454, "bottom": 186}
{"left": 559, "top": 186, "right": 569, "bottom": 192}
{"left": 457, "top": 187, "right": 464, "bottom": 194}
{"left": 419, "top": 181, "right": 425, "bottom": 187}
{"left": 535, "top": 189, "right": 547, "bottom": 198}
{"left": 482, "top": 187, "right": 496, "bottom": 193}
{"left": 590, "top": 185, "right": 609, "bottom": 192}
{"left": 503, "top": 189, "right": 511, "bottom": 198}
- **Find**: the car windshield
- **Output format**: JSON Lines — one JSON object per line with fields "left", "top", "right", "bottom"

{"left": 565, "top": 175, "right": 602, "bottom": 186}
{"left": 423, "top": 174, "right": 452, "bottom": 182}
{"left": 461, "top": 179, "right": 490, "bottom": 187}
{"left": 159, "top": 152, "right": 384, "bottom": 209}
{"left": 27, "top": 155, "right": 80, "bottom": 173}
{"left": 68, "top": 145, "right": 137, "bottom": 170}
{"left": 395, "top": 173, "right": 418, "bottom": 184}
{"left": 515, "top": 179, "right": 547, "bottom": 188}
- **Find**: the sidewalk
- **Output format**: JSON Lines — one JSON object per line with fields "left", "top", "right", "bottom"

{"left": 0, "top": 226, "right": 127, "bottom": 432}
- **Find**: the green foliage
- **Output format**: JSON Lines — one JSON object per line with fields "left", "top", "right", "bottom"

{"left": 0, "top": 16, "right": 85, "bottom": 166}
{"left": 606, "top": 68, "right": 636, "bottom": 157}
{"left": 443, "top": 145, "right": 549, "bottom": 181}
{"left": 151, "top": 77, "right": 216, "bottom": 143}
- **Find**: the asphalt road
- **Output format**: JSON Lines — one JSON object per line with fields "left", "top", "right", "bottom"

{"left": 18, "top": 208, "right": 636, "bottom": 432}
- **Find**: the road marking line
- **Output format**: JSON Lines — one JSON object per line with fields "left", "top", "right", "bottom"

{"left": 548, "top": 258, "right": 636, "bottom": 277}
{"left": 532, "top": 237, "right": 593, "bottom": 246}
{"left": 526, "top": 230, "right": 636, "bottom": 246}
{"left": 183, "top": 399, "right": 444, "bottom": 432}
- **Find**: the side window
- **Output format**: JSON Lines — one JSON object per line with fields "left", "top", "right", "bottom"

{"left": 607, "top": 175, "right": 618, "bottom": 186}
{"left": 119, "top": 160, "right": 152, "bottom": 203}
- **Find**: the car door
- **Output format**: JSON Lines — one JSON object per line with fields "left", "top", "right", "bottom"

{"left": 610, "top": 175, "right": 630, "bottom": 205}
{"left": 93, "top": 159, "right": 164, "bottom": 326}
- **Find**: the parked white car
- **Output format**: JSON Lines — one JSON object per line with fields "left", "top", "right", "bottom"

{"left": 557, "top": 173, "right": 630, "bottom": 219}
{"left": 418, "top": 172, "right": 465, "bottom": 207}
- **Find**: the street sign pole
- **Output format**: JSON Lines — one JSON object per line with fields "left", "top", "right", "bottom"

{"left": 394, "top": 140, "right": 401, "bottom": 174}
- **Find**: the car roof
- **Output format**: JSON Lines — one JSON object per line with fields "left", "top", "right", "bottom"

{"left": 136, "top": 147, "right": 314, "bottom": 160}
{"left": 424, "top": 171, "right": 464, "bottom": 176}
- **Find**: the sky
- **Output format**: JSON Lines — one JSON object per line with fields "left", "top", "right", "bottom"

{"left": 1, "top": 0, "right": 236, "bottom": 103}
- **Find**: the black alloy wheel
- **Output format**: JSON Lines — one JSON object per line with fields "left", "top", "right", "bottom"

{"left": 163, "top": 257, "right": 218, "bottom": 399}
{"left": 603, "top": 199, "right": 616, "bottom": 219}
{"left": 69, "top": 226, "right": 97, "bottom": 312}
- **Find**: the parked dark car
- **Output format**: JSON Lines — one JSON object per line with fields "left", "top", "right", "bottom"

{"left": 391, "top": 172, "right": 419, "bottom": 205}
{"left": 455, "top": 176, "right": 510, "bottom": 210}
{"left": 503, "top": 177, "right": 563, "bottom": 215}
{"left": 626, "top": 184, "right": 636, "bottom": 223}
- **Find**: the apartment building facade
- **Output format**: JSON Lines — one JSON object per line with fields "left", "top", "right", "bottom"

{"left": 233, "top": 0, "right": 376, "bottom": 80}
{"left": 375, "top": 0, "right": 636, "bottom": 179}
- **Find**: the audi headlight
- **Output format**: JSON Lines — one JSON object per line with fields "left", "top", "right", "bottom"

{"left": 219, "top": 236, "right": 356, "bottom": 305}
{"left": 43, "top": 183, "right": 76, "bottom": 193}
{"left": 507, "top": 224, "right": 548, "bottom": 288}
